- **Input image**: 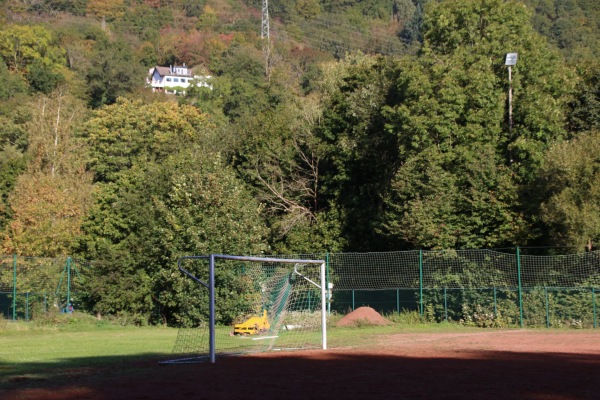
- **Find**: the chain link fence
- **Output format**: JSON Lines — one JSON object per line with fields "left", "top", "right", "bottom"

{"left": 0, "top": 256, "right": 92, "bottom": 321}
{"left": 2, "top": 248, "right": 599, "bottom": 328}
{"left": 327, "top": 249, "right": 600, "bottom": 328}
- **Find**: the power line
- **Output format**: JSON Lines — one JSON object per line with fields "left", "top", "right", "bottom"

{"left": 212, "top": 10, "right": 410, "bottom": 56}
{"left": 273, "top": 19, "right": 408, "bottom": 56}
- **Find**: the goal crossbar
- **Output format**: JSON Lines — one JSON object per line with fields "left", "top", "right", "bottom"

{"left": 176, "top": 254, "right": 327, "bottom": 363}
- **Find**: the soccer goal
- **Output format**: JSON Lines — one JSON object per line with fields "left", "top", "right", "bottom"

{"left": 162, "top": 254, "right": 327, "bottom": 364}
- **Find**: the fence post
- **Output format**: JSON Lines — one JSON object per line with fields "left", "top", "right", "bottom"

{"left": 66, "top": 257, "right": 71, "bottom": 308}
{"left": 12, "top": 254, "right": 17, "bottom": 321}
{"left": 516, "top": 247, "right": 523, "bottom": 328}
{"left": 396, "top": 289, "right": 400, "bottom": 314}
{"left": 593, "top": 288, "right": 597, "bottom": 329}
{"left": 544, "top": 287, "right": 549, "bottom": 328}
{"left": 208, "top": 254, "right": 216, "bottom": 364}
{"left": 444, "top": 287, "right": 448, "bottom": 321}
{"left": 352, "top": 289, "right": 355, "bottom": 311}
{"left": 419, "top": 250, "right": 424, "bottom": 316}
{"left": 493, "top": 287, "right": 497, "bottom": 318}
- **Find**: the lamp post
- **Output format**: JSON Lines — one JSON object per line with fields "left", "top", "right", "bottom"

{"left": 505, "top": 53, "right": 518, "bottom": 132}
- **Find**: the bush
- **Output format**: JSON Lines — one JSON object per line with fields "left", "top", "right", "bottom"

{"left": 459, "top": 304, "right": 513, "bottom": 328}
{"left": 386, "top": 309, "right": 425, "bottom": 324}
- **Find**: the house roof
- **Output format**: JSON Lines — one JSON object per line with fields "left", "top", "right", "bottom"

{"left": 154, "top": 66, "right": 172, "bottom": 76}
{"left": 151, "top": 65, "right": 192, "bottom": 77}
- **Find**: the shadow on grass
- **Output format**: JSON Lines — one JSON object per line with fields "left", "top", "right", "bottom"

{"left": 1, "top": 349, "right": 599, "bottom": 400}
{"left": 0, "top": 352, "right": 170, "bottom": 388}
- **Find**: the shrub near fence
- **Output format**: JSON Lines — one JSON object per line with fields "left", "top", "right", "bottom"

{"left": 328, "top": 249, "right": 600, "bottom": 328}
{"left": 0, "top": 256, "right": 91, "bottom": 321}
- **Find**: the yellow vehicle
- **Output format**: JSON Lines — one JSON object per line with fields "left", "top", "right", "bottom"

{"left": 232, "top": 309, "right": 270, "bottom": 335}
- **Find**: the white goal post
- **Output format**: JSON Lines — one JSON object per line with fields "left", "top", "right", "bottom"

{"left": 175, "top": 254, "right": 327, "bottom": 363}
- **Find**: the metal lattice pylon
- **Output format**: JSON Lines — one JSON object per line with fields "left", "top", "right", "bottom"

{"left": 261, "top": 0, "right": 269, "bottom": 40}
{"left": 261, "top": 0, "right": 270, "bottom": 77}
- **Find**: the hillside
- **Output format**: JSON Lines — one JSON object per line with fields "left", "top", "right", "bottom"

{"left": 0, "top": 0, "right": 599, "bottom": 324}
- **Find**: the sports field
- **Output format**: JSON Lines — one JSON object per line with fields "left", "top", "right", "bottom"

{"left": 1, "top": 322, "right": 599, "bottom": 400}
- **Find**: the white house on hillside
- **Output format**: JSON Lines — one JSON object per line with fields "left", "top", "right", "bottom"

{"left": 147, "top": 64, "right": 211, "bottom": 95}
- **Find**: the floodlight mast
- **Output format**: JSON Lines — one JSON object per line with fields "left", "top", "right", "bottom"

{"left": 209, "top": 254, "right": 216, "bottom": 363}
{"left": 505, "top": 53, "right": 518, "bottom": 134}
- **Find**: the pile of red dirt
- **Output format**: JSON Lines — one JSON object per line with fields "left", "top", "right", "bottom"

{"left": 336, "top": 306, "right": 390, "bottom": 327}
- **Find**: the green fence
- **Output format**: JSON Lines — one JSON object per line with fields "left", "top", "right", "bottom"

{"left": 327, "top": 249, "right": 600, "bottom": 328}
{"left": 2, "top": 248, "right": 599, "bottom": 328}
{"left": 0, "top": 256, "right": 91, "bottom": 321}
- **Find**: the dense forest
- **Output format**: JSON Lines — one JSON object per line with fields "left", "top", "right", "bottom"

{"left": 0, "top": 0, "right": 599, "bottom": 324}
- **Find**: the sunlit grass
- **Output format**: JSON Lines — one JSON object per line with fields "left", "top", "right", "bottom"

{"left": 0, "top": 314, "right": 178, "bottom": 388}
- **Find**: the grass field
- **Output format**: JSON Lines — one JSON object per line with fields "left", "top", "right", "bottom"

{"left": 0, "top": 314, "right": 178, "bottom": 389}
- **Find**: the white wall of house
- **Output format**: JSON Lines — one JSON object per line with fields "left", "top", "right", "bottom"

{"left": 147, "top": 65, "right": 212, "bottom": 94}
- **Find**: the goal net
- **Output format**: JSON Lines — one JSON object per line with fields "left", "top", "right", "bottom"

{"left": 162, "top": 254, "right": 327, "bottom": 364}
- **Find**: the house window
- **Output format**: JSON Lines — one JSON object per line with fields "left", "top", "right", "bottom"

{"left": 174, "top": 78, "right": 179, "bottom": 82}
{"left": 166, "top": 78, "right": 172, "bottom": 82}
{"left": 181, "top": 78, "right": 186, "bottom": 83}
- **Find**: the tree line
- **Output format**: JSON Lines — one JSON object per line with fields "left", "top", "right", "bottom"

{"left": 0, "top": 0, "right": 598, "bottom": 324}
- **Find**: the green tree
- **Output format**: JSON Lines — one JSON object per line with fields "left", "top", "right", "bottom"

{"left": 568, "top": 60, "right": 600, "bottom": 133}
{"left": 41, "top": 0, "right": 89, "bottom": 16}
{"left": 86, "top": 38, "right": 142, "bottom": 108}
{"left": 0, "top": 24, "right": 66, "bottom": 81}
{"left": 524, "top": 0, "right": 600, "bottom": 60}
{"left": 27, "top": 58, "right": 65, "bottom": 94}
{"left": 210, "top": 44, "right": 272, "bottom": 121}
{"left": 150, "top": 151, "right": 270, "bottom": 325}
{"left": 378, "top": 0, "right": 575, "bottom": 250}
{"left": 310, "top": 52, "right": 403, "bottom": 250}
{"left": 78, "top": 99, "right": 211, "bottom": 322}
{"left": 0, "top": 93, "right": 31, "bottom": 230}
{"left": 78, "top": 98, "right": 269, "bottom": 324}
{"left": 120, "top": 3, "right": 173, "bottom": 42}
{"left": 383, "top": 144, "right": 524, "bottom": 249}
{"left": 538, "top": 130, "right": 600, "bottom": 251}
{"left": 2, "top": 90, "right": 91, "bottom": 257}
{"left": 296, "top": 0, "right": 321, "bottom": 19}
{"left": 54, "top": 19, "right": 106, "bottom": 99}
{"left": 86, "top": 0, "right": 125, "bottom": 22}
{"left": 399, "top": 0, "right": 425, "bottom": 49}
{"left": 0, "top": 147, "right": 26, "bottom": 232}
{"left": 235, "top": 94, "right": 345, "bottom": 253}
{"left": 0, "top": 55, "right": 27, "bottom": 99}
{"left": 182, "top": 0, "right": 205, "bottom": 18}
{"left": 82, "top": 98, "right": 212, "bottom": 182}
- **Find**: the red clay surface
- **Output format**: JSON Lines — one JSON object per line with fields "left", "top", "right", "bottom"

{"left": 336, "top": 306, "right": 391, "bottom": 327}
{"left": 3, "top": 330, "right": 600, "bottom": 399}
